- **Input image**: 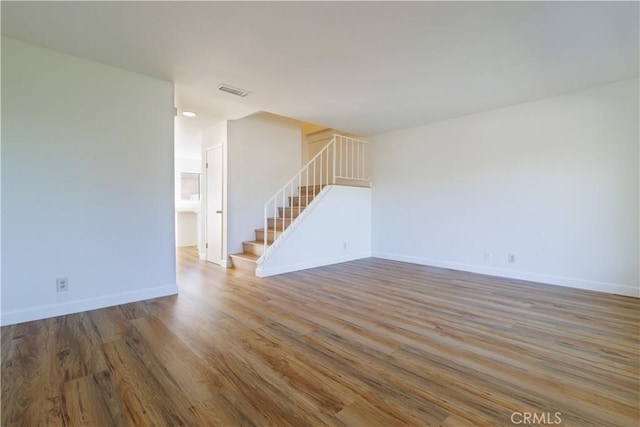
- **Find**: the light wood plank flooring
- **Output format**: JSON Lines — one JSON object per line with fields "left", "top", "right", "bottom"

{"left": 2, "top": 247, "right": 638, "bottom": 426}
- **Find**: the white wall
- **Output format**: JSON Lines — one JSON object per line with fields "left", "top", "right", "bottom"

{"left": 175, "top": 129, "right": 202, "bottom": 250}
{"left": 370, "top": 79, "right": 639, "bottom": 297}
{"left": 1, "top": 37, "right": 177, "bottom": 325}
{"left": 175, "top": 123, "right": 202, "bottom": 159}
{"left": 175, "top": 156, "right": 201, "bottom": 248}
{"left": 176, "top": 212, "right": 198, "bottom": 247}
{"left": 226, "top": 113, "right": 301, "bottom": 255}
{"left": 258, "top": 186, "right": 372, "bottom": 277}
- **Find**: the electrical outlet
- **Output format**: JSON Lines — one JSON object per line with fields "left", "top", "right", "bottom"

{"left": 343, "top": 242, "right": 347, "bottom": 249}
{"left": 508, "top": 254, "right": 516, "bottom": 264}
{"left": 483, "top": 251, "right": 491, "bottom": 262}
{"left": 56, "top": 277, "right": 69, "bottom": 292}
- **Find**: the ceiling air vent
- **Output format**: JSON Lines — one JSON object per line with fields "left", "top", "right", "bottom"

{"left": 217, "top": 84, "right": 251, "bottom": 98}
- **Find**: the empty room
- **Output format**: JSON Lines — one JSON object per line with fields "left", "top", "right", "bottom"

{"left": 1, "top": 1, "right": 638, "bottom": 426}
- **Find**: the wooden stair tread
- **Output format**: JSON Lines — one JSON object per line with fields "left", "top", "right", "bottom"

{"left": 267, "top": 217, "right": 295, "bottom": 230}
{"left": 229, "top": 252, "right": 259, "bottom": 273}
{"left": 265, "top": 226, "right": 291, "bottom": 232}
{"left": 242, "top": 240, "right": 267, "bottom": 247}
{"left": 255, "top": 228, "right": 283, "bottom": 235}
{"left": 297, "top": 185, "right": 325, "bottom": 195}
{"left": 229, "top": 252, "right": 259, "bottom": 262}
{"left": 255, "top": 228, "right": 283, "bottom": 245}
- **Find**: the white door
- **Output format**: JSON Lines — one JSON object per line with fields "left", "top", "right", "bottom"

{"left": 206, "top": 146, "right": 223, "bottom": 264}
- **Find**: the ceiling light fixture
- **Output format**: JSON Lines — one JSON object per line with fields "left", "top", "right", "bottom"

{"left": 182, "top": 111, "right": 197, "bottom": 117}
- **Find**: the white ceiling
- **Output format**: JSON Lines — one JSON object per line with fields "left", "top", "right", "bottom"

{"left": 2, "top": 1, "right": 638, "bottom": 136}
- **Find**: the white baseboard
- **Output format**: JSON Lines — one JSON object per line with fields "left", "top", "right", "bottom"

{"left": 1, "top": 283, "right": 179, "bottom": 326}
{"left": 257, "top": 252, "right": 371, "bottom": 278}
{"left": 372, "top": 252, "right": 639, "bottom": 298}
{"left": 199, "top": 254, "right": 231, "bottom": 268}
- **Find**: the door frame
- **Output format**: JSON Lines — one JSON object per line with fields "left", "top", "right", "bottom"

{"left": 204, "top": 144, "right": 228, "bottom": 267}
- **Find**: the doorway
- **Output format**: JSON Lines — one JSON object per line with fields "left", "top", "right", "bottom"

{"left": 206, "top": 145, "right": 223, "bottom": 265}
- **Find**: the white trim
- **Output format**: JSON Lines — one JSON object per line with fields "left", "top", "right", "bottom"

{"left": 372, "top": 252, "right": 639, "bottom": 298}
{"left": 257, "top": 252, "right": 371, "bottom": 277}
{"left": 0, "top": 284, "right": 179, "bottom": 326}
{"left": 199, "top": 251, "right": 207, "bottom": 260}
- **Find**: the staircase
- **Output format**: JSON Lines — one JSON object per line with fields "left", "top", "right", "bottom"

{"left": 229, "top": 135, "right": 369, "bottom": 274}
{"left": 229, "top": 185, "right": 324, "bottom": 273}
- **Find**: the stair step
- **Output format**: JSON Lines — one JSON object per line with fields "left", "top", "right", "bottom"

{"left": 289, "top": 195, "right": 315, "bottom": 207}
{"left": 229, "top": 252, "right": 259, "bottom": 273}
{"left": 298, "top": 185, "right": 325, "bottom": 196}
{"left": 255, "top": 228, "right": 283, "bottom": 243}
{"left": 242, "top": 240, "right": 266, "bottom": 256}
{"left": 267, "top": 217, "right": 295, "bottom": 229}
{"left": 278, "top": 206, "right": 304, "bottom": 219}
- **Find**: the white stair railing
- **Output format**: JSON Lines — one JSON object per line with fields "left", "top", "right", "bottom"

{"left": 262, "top": 134, "right": 369, "bottom": 260}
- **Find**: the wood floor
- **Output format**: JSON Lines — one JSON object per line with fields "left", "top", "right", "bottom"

{"left": 2, "top": 248, "right": 638, "bottom": 426}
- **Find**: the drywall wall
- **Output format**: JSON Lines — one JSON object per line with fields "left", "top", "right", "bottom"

{"left": 258, "top": 186, "right": 372, "bottom": 277}
{"left": 175, "top": 123, "right": 202, "bottom": 159}
{"left": 176, "top": 212, "right": 198, "bottom": 247}
{"left": 370, "top": 78, "right": 639, "bottom": 296}
{"left": 226, "top": 113, "right": 301, "bottom": 255}
{"left": 1, "top": 37, "right": 177, "bottom": 325}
